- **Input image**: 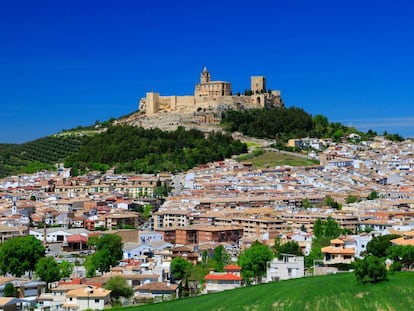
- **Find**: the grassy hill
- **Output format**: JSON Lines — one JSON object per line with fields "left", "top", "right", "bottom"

{"left": 237, "top": 150, "right": 319, "bottom": 167}
{"left": 0, "top": 135, "right": 89, "bottom": 177}
{"left": 115, "top": 272, "right": 414, "bottom": 311}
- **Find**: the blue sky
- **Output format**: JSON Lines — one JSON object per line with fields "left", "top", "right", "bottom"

{"left": 1, "top": 0, "right": 413, "bottom": 143}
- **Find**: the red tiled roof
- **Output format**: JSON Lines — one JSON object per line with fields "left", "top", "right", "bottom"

{"left": 136, "top": 282, "right": 177, "bottom": 292}
{"left": 66, "top": 234, "right": 88, "bottom": 243}
{"left": 205, "top": 273, "right": 242, "bottom": 281}
{"left": 224, "top": 265, "right": 241, "bottom": 271}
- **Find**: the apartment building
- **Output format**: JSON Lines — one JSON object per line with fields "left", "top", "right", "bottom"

{"left": 156, "top": 226, "right": 243, "bottom": 245}
{"left": 280, "top": 212, "right": 359, "bottom": 232}
{"left": 215, "top": 215, "right": 283, "bottom": 239}
{"left": 153, "top": 210, "right": 189, "bottom": 229}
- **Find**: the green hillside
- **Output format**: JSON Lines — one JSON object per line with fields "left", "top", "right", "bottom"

{"left": 0, "top": 107, "right": 403, "bottom": 178}
{"left": 0, "top": 135, "right": 88, "bottom": 177}
{"left": 64, "top": 125, "right": 247, "bottom": 175}
{"left": 116, "top": 272, "right": 414, "bottom": 311}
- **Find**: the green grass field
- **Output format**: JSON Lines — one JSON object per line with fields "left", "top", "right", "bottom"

{"left": 237, "top": 151, "right": 319, "bottom": 167}
{"left": 114, "top": 272, "right": 414, "bottom": 311}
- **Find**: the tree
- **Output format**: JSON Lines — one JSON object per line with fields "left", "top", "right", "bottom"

{"left": 85, "top": 255, "right": 97, "bottom": 278}
{"left": 333, "top": 128, "right": 344, "bottom": 142}
{"left": 104, "top": 275, "right": 133, "bottom": 302}
{"left": 35, "top": 257, "right": 60, "bottom": 290}
{"left": 313, "top": 218, "right": 324, "bottom": 239}
{"left": 301, "top": 198, "right": 312, "bottom": 209}
{"left": 387, "top": 245, "right": 414, "bottom": 270}
{"left": 313, "top": 217, "right": 341, "bottom": 241}
{"left": 313, "top": 114, "right": 329, "bottom": 137}
{"left": 345, "top": 195, "right": 360, "bottom": 204}
{"left": 306, "top": 217, "right": 341, "bottom": 268}
{"left": 325, "top": 195, "right": 335, "bottom": 207}
{"left": 0, "top": 236, "right": 45, "bottom": 277}
{"left": 3, "top": 283, "right": 18, "bottom": 297}
{"left": 64, "top": 125, "right": 247, "bottom": 175}
{"left": 142, "top": 204, "right": 152, "bottom": 221}
{"left": 324, "top": 217, "right": 341, "bottom": 239}
{"left": 87, "top": 235, "right": 99, "bottom": 249}
{"left": 366, "top": 234, "right": 400, "bottom": 258}
{"left": 367, "top": 191, "right": 379, "bottom": 200}
{"left": 154, "top": 181, "right": 169, "bottom": 198}
{"left": 96, "top": 234, "right": 123, "bottom": 264}
{"left": 354, "top": 255, "right": 387, "bottom": 284}
{"left": 59, "top": 260, "right": 74, "bottom": 279}
{"left": 190, "top": 262, "right": 209, "bottom": 280}
{"left": 238, "top": 241, "right": 274, "bottom": 284}
{"left": 325, "top": 195, "right": 342, "bottom": 210}
{"left": 276, "top": 241, "right": 302, "bottom": 258}
{"left": 366, "top": 129, "right": 377, "bottom": 138}
{"left": 201, "top": 250, "right": 208, "bottom": 265}
{"left": 212, "top": 245, "right": 231, "bottom": 272}
{"left": 305, "top": 239, "right": 323, "bottom": 268}
{"left": 170, "top": 257, "right": 192, "bottom": 282}
{"left": 85, "top": 234, "right": 123, "bottom": 277}
{"left": 92, "top": 249, "right": 114, "bottom": 276}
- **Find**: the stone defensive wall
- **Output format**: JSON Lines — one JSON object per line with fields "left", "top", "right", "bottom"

{"left": 140, "top": 91, "right": 283, "bottom": 116}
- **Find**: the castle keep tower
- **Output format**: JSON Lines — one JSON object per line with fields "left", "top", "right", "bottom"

{"left": 251, "top": 76, "right": 266, "bottom": 93}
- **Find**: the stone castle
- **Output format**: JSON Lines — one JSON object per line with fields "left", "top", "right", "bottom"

{"left": 138, "top": 67, "right": 284, "bottom": 116}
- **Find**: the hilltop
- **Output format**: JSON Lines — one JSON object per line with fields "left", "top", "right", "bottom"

{"left": 114, "top": 272, "right": 414, "bottom": 311}
{"left": 0, "top": 103, "right": 404, "bottom": 178}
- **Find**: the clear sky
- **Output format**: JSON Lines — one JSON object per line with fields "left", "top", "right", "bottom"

{"left": 1, "top": 0, "right": 413, "bottom": 143}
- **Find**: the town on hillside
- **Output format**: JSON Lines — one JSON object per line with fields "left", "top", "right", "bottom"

{"left": 0, "top": 132, "right": 414, "bottom": 309}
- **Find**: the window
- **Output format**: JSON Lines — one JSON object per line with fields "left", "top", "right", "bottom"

{"left": 95, "top": 299, "right": 99, "bottom": 303}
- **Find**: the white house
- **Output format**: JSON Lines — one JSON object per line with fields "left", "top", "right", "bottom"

{"left": 30, "top": 228, "right": 90, "bottom": 244}
{"left": 321, "top": 238, "right": 356, "bottom": 265}
{"left": 345, "top": 234, "right": 372, "bottom": 258}
{"left": 265, "top": 255, "right": 304, "bottom": 282}
{"left": 123, "top": 242, "right": 154, "bottom": 259}
{"left": 134, "top": 282, "right": 178, "bottom": 302}
{"left": 63, "top": 285, "right": 111, "bottom": 311}
{"left": 139, "top": 231, "right": 163, "bottom": 244}
{"left": 204, "top": 272, "right": 242, "bottom": 293}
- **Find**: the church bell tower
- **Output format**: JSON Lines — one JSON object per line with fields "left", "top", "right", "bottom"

{"left": 200, "top": 66, "right": 211, "bottom": 84}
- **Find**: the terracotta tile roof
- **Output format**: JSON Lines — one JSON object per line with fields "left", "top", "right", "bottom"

{"left": 321, "top": 246, "right": 355, "bottom": 255}
{"left": 66, "top": 286, "right": 111, "bottom": 298}
{"left": 391, "top": 236, "right": 414, "bottom": 246}
{"left": 0, "top": 297, "right": 16, "bottom": 306}
{"left": 51, "top": 284, "right": 85, "bottom": 292}
{"left": 66, "top": 234, "right": 88, "bottom": 243}
{"left": 172, "top": 246, "right": 192, "bottom": 252}
{"left": 135, "top": 282, "right": 177, "bottom": 292}
{"left": 330, "top": 238, "right": 345, "bottom": 244}
{"left": 123, "top": 274, "right": 159, "bottom": 280}
{"left": 224, "top": 265, "right": 241, "bottom": 271}
{"left": 205, "top": 273, "right": 242, "bottom": 281}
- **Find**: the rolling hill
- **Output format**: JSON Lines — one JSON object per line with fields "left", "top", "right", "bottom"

{"left": 115, "top": 272, "right": 414, "bottom": 311}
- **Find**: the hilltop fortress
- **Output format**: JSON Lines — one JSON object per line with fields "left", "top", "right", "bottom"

{"left": 138, "top": 67, "right": 284, "bottom": 116}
